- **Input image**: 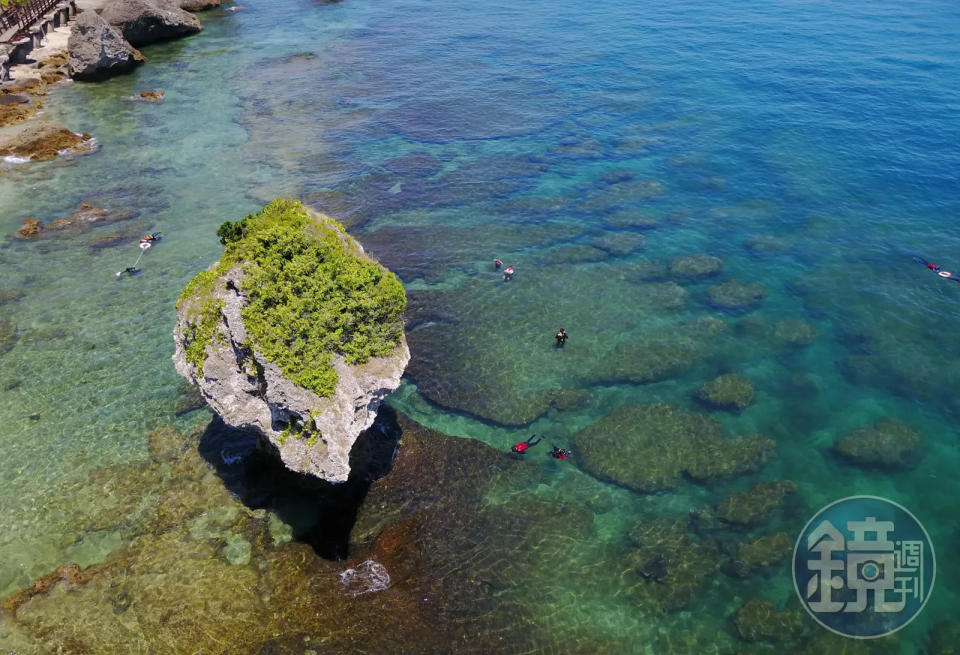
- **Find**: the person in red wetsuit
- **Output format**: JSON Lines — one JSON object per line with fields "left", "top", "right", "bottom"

{"left": 494, "top": 258, "right": 503, "bottom": 269}
{"left": 551, "top": 446, "right": 571, "bottom": 460}
{"left": 915, "top": 256, "right": 960, "bottom": 282}
{"left": 511, "top": 435, "right": 542, "bottom": 453}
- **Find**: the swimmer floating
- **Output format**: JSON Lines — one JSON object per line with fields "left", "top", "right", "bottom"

{"left": 914, "top": 256, "right": 960, "bottom": 283}
{"left": 117, "top": 232, "right": 163, "bottom": 277}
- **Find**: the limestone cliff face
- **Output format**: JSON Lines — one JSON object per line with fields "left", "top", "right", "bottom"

{"left": 172, "top": 202, "right": 409, "bottom": 483}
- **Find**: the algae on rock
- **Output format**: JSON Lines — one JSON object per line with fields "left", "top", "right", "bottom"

{"left": 572, "top": 404, "right": 776, "bottom": 493}
{"left": 173, "top": 199, "right": 409, "bottom": 482}
{"left": 694, "top": 373, "right": 755, "bottom": 412}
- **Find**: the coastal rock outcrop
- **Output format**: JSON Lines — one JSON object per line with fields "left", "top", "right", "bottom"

{"left": 101, "top": 0, "right": 202, "bottom": 48}
{"left": 0, "top": 122, "right": 93, "bottom": 162}
{"left": 173, "top": 200, "right": 409, "bottom": 482}
{"left": 68, "top": 10, "right": 145, "bottom": 81}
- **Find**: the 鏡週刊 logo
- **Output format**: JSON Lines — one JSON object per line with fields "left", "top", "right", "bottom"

{"left": 793, "top": 495, "right": 935, "bottom": 638}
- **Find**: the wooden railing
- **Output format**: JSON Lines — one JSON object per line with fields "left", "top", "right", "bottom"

{"left": 0, "top": 6, "right": 19, "bottom": 33}
{"left": 1, "top": 0, "right": 61, "bottom": 36}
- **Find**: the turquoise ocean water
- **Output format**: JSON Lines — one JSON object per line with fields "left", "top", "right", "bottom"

{"left": 1, "top": 0, "right": 959, "bottom": 650}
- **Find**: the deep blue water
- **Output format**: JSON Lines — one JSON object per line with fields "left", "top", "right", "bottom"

{"left": 1, "top": 0, "right": 959, "bottom": 651}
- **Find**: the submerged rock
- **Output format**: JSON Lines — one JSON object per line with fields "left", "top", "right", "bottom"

{"left": 593, "top": 318, "right": 726, "bottom": 386}
{"left": 669, "top": 253, "right": 723, "bottom": 278}
{"left": 137, "top": 90, "right": 165, "bottom": 103}
{"left": 709, "top": 480, "right": 797, "bottom": 527}
{"left": 68, "top": 10, "right": 145, "bottom": 81}
{"left": 930, "top": 621, "right": 960, "bottom": 655}
{"left": 600, "top": 168, "right": 636, "bottom": 184}
{"left": 16, "top": 218, "right": 42, "bottom": 238}
{"left": 773, "top": 318, "right": 818, "bottom": 347}
{"left": 790, "top": 631, "right": 897, "bottom": 655}
{"left": 0, "top": 318, "right": 17, "bottom": 354}
{"left": 602, "top": 209, "right": 659, "bottom": 230}
{"left": 734, "top": 598, "right": 806, "bottom": 643}
{"left": 832, "top": 418, "right": 925, "bottom": 470}
{"left": 731, "top": 531, "right": 794, "bottom": 577}
{"left": 0, "top": 122, "right": 93, "bottom": 162}
{"left": 0, "top": 289, "right": 24, "bottom": 306}
{"left": 101, "top": 0, "right": 202, "bottom": 47}
{"left": 14, "top": 204, "right": 135, "bottom": 238}
{"left": 707, "top": 279, "right": 766, "bottom": 310}
{"left": 8, "top": 412, "right": 643, "bottom": 652}
{"left": 626, "top": 516, "right": 721, "bottom": 612}
{"left": 591, "top": 231, "right": 645, "bottom": 256}
{"left": 694, "top": 373, "right": 755, "bottom": 412}
{"left": 1, "top": 563, "right": 101, "bottom": 615}
{"left": 572, "top": 404, "right": 775, "bottom": 493}
{"left": 173, "top": 200, "right": 409, "bottom": 482}
{"left": 577, "top": 178, "right": 665, "bottom": 212}
{"left": 745, "top": 234, "right": 794, "bottom": 254}
{"left": 381, "top": 152, "right": 442, "bottom": 176}
{"left": 49, "top": 204, "right": 135, "bottom": 229}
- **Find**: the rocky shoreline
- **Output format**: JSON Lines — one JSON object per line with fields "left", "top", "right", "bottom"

{"left": 0, "top": 0, "right": 227, "bottom": 165}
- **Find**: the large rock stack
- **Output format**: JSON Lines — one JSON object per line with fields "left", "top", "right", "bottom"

{"left": 67, "top": 11, "right": 145, "bottom": 80}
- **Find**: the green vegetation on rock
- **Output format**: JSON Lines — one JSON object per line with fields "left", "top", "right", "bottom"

{"left": 178, "top": 199, "right": 406, "bottom": 396}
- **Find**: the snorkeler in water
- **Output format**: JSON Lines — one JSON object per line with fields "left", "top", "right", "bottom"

{"left": 511, "top": 435, "right": 543, "bottom": 453}
{"left": 914, "top": 256, "right": 960, "bottom": 282}
{"left": 550, "top": 446, "right": 571, "bottom": 460}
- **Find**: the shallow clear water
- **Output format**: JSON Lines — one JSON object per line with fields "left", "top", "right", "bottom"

{"left": 1, "top": 0, "right": 959, "bottom": 650}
